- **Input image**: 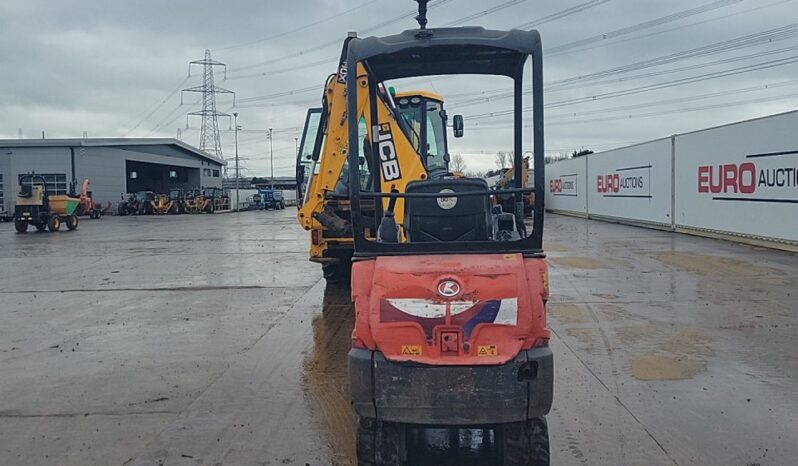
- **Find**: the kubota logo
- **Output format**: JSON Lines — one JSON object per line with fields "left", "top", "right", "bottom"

{"left": 437, "top": 279, "right": 461, "bottom": 298}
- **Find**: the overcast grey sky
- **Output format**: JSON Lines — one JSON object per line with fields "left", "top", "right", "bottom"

{"left": 1, "top": 0, "right": 797, "bottom": 175}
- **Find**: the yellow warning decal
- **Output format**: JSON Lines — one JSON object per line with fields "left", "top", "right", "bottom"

{"left": 477, "top": 345, "right": 498, "bottom": 356}
{"left": 400, "top": 345, "right": 422, "bottom": 356}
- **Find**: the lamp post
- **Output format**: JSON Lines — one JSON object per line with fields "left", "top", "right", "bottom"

{"left": 233, "top": 112, "right": 240, "bottom": 212}
{"left": 294, "top": 137, "right": 298, "bottom": 157}
{"left": 268, "top": 127, "right": 274, "bottom": 190}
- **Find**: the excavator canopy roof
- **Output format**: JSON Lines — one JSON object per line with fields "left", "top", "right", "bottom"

{"left": 347, "top": 27, "right": 540, "bottom": 80}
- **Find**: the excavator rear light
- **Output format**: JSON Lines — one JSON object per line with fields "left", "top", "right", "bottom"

{"left": 311, "top": 230, "right": 321, "bottom": 245}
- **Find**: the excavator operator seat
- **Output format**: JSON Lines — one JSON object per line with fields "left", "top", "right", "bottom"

{"left": 18, "top": 184, "right": 33, "bottom": 198}
{"left": 404, "top": 178, "right": 491, "bottom": 242}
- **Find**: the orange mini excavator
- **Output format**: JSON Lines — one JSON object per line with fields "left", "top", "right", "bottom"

{"left": 346, "top": 2, "right": 552, "bottom": 464}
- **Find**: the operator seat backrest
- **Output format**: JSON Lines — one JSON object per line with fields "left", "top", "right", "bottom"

{"left": 19, "top": 184, "right": 33, "bottom": 198}
{"left": 404, "top": 178, "right": 491, "bottom": 242}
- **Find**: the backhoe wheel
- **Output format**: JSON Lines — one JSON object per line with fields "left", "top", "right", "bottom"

{"left": 66, "top": 214, "right": 79, "bottom": 231}
{"left": 35, "top": 223, "right": 47, "bottom": 232}
{"left": 14, "top": 220, "right": 28, "bottom": 233}
{"left": 356, "top": 417, "right": 406, "bottom": 466}
{"left": 47, "top": 215, "right": 61, "bottom": 232}
{"left": 500, "top": 417, "right": 549, "bottom": 466}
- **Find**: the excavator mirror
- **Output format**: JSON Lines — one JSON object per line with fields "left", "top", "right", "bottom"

{"left": 453, "top": 114, "right": 464, "bottom": 138}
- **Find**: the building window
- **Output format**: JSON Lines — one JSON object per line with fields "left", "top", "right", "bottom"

{"left": 203, "top": 168, "right": 212, "bottom": 176}
{"left": 19, "top": 173, "right": 67, "bottom": 195}
{"left": 0, "top": 174, "right": 4, "bottom": 208}
{"left": 212, "top": 169, "right": 220, "bottom": 177}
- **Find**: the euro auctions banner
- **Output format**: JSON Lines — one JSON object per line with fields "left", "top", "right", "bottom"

{"left": 675, "top": 111, "right": 798, "bottom": 242}
{"left": 587, "top": 138, "right": 673, "bottom": 225}
{"left": 545, "top": 156, "right": 586, "bottom": 215}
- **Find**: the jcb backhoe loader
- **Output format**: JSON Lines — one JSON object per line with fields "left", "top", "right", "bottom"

{"left": 295, "top": 36, "right": 461, "bottom": 281}
{"left": 344, "top": 3, "right": 551, "bottom": 464}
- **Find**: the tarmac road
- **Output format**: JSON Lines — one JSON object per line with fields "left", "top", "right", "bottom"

{"left": 0, "top": 209, "right": 796, "bottom": 465}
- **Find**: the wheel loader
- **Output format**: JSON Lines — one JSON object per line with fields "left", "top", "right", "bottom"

{"left": 295, "top": 35, "right": 460, "bottom": 282}
{"left": 151, "top": 193, "right": 174, "bottom": 215}
{"left": 168, "top": 188, "right": 186, "bottom": 214}
{"left": 183, "top": 189, "right": 210, "bottom": 214}
{"left": 344, "top": 3, "right": 551, "bottom": 464}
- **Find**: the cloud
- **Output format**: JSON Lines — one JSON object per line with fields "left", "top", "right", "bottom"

{"left": 1, "top": 0, "right": 797, "bottom": 176}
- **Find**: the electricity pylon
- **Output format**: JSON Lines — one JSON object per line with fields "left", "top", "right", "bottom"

{"left": 182, "top": 49, "right": 235, "bottom": 158}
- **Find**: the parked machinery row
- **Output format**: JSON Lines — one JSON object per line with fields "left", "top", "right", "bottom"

{"left": 118, "top": 188, "right": 231, "bottom": 216}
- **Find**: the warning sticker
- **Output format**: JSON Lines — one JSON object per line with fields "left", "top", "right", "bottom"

{"left": 477, "top": 345, "right": 498, "bottom": 356}
{"left": 400, "top": 345, "right": 422, "bottom": 356}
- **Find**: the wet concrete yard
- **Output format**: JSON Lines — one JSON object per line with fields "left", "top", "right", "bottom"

{"left": 1, "top": 210, "right": 796, "bottom": 465}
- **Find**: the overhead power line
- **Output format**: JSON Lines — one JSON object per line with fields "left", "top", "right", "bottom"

{"left": 545, "top": 79, "right": 798, "bottom": 120}
{"left": 226, "top": 56, "right": 335, "bottom": 81}
{"left": 227, "top": 0, "right": 455, "bottom": 75}
{"left": 547, "top": 55, "right": 798, "bottom": 108}
{"left": 123, "top": 75, "right": 190, "bottom": 137}
{"left": 515, "top": 0, "right": 611, "bottom": 29}
{"left": 546, "top": 0, "right": 745, "bottom": 54}
{"left": 546, "top": 90, "right": 798, "bottom": 126}
{"left": 236, "top": 85, "right": 320, "bottom": 104}
{"left": 448, "top": 23, "right": 798, "bottom": 109}
{"left": 443, "top": 0, "right": 526, "bottom": 26}
{"left": 548, "top": 43, "right": 798, "bottom": 92}
{"left": 551, "top": 23, "right": 798, "bottom": 87}
{"left": 462, "top": 54, "right": 798, "bottom": 121}
{"left": 214, "top": 0, "right": 380, "bottom": 51}
{"left": 546, "top": 0, "right": 797, "bottom": 58}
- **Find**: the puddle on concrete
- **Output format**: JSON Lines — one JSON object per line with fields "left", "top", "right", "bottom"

{"left": 629, "top": 328, "right": 713, "bottom": 381}
{"left": 549, "top": 303, "right": 592, "bottom": 324}
{"left": 595, "top": 303, "right": 627, "bottom": 321}
{"left": 565, "top": 328, "right": 599, "bottom": 347}
{"left": 303, "top": 284, "right": 357, "bottom": 465}
{"left": 549, "top": 256, "right": 610, "bottom": 269}
{"left": 543, "top": 241, "right": 570, "bottom": 252}
{"left": 631, "top": 354, "right": 706, "bottom": 381}
{"left": 550, "top": 302, "right": 628, "bottom": 325}
{"left": 616, "top": 325, "right": 660, "bottom": 346}
{"left": 655, "top": 252, "right": 784, "bottom": 280}
{"left": 661, "top": 328, "right": 713, "bottom": 357}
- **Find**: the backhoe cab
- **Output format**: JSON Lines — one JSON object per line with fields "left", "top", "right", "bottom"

{"left": 295, "top": 37, "right": 460, "bottom": 282}
{"left": 345, "top": 5, "right": 551, "bottom": 465}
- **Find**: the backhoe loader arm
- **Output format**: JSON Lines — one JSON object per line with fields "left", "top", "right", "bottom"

{"left": 297, "top": 61, "right": 427, "bottom": 233}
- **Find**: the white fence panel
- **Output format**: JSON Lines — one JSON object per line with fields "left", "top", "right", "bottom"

{"left": 586, "top": 138, "right": 673, "bottom": 227}
{"left": 545, "top": 156, "right": 587, "bottom": 215}
{"left": 674, "top": 111, "right": 798, "bottom": 243}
